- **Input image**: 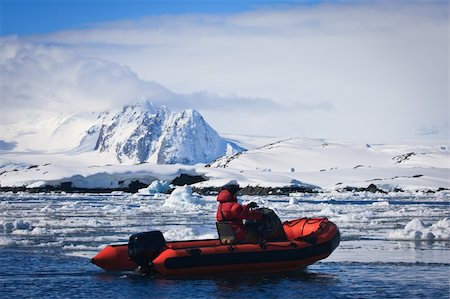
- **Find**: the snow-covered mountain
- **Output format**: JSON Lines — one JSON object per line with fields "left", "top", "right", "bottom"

{"left": 78, "top": 102, "right": 243, "bottom": 164}
{"left": 208, "top": 137, "right": 449, "bottom": 171}
{"left": 203, "top": 137, "right": 449, "bottom": 191}
{"left": 0, "top": 135, "right": 448, "bottom": 192}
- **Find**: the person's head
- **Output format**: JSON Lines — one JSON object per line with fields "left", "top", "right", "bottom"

{"left": 221, "top": 180, "right": 240, "bottom": 196}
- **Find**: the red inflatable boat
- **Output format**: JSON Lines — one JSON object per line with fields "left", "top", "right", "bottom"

{"left": 91, "top": 212, "right": 340, "bottom": 276}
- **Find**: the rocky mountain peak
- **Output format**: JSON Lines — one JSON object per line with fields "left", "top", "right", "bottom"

{"left": 79, "top": 101, "right": 244, "bottom": 164}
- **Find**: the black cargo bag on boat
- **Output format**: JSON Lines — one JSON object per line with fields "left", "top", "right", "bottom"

{"left": 128, "top": 231, "right": 166, "bottom": 266}
{"left": 256, "top": 208, "right": 287, "bottom": 241}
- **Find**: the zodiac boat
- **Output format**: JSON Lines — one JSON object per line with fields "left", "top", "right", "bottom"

{"left": 91, "top": 211, "right": 340, "bottom": 276}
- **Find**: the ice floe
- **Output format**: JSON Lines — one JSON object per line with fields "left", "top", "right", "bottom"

{"left": 388, "top": 218, "right": 450, "bottom": 241}
{"left": 162, "top": 185, "right": 204, "bottom": 209}
{"left": 137, "top": 180, "right": 171, "bottom": 195}
{"left": 0, "top": 191, "right": 448, "bottom": 264}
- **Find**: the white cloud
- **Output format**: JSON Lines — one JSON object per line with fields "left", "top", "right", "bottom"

{"left": 0, "top": 38, "right": 153, "bottom": 122}
{"left": 0, "top": 37, "right": 289, "bottom": 123}
{"left": 3, "top": 2, "right": 449, "bottom": 139}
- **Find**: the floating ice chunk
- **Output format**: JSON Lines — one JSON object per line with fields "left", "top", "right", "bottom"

{"left": 1, "top": 220, "right": 33, "bottom": 233}
{"left": 404, "top": 218, "right": 427, "bottom": 231}
{"left": 432, "top": 218, "right": 450, "bottom": 229}
{"left": 63, "top": 244, "right": 101, "bottom": 251}
{"left": 318, "top": 206, "right": 336, "bottom": 216}
{"left": 0, "top": 237, "right": 13, "bottom": 246}
{"left": 40, "top": 205, "right": 56, "bottom": 212}
{"left": 1, "top": 222, "right": 14, "bottom": 233}
{"left": 338, "top": 213, "right": 369, "bottom": 223}
{"left": 14, "top": 219, "right": 32, "bottom": 230}
{"left": 30, "top": 227, "right": 47, "bottom": 235}
{"left": 100, "top": 204, "right": 129, "bottom": 215}
{"left": 60, "top": 202, "right": 83, "bottom": 210}
{"left": 33, "top": 240, "right": 64, "bottom": 247}
{"left": 289, "top": 198, "right": 299, "bottom": 205}
{"left": 163, "top": 185, "right": 204, "bottom": 209}
{"left": 138, "top": 180, "right": 171, "bottom": 195}
{"left": 372, "top": 201, "right": 389, "bottom": 206}
{"left": 429, "top": 218, "right": 450, "bottom": 240}
{"left": 387, "top": 218, "right": 450, "bottom": 241}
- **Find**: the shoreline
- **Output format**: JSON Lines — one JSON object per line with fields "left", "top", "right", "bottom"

{"left": 0, "top": 183, "right": 447, "bottom": 196}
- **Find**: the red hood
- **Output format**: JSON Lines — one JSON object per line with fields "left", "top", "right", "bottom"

{"left": 216, "top": 189, "right": 237, "bottom": 203}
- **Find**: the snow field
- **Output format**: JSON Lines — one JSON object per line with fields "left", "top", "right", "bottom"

{"left": 1, "top": 137, "right": 448, "bottom": 193}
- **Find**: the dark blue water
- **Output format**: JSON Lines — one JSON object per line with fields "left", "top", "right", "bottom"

{"left": 1, "top": 192, "right": 449, "bottom": 298}
{"left": 1, "top": 248, "right": 448, "bottom": 299}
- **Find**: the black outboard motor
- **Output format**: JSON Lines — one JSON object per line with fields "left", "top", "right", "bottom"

{"left": 128, "top": 231, "right": 166, "bottom": 267}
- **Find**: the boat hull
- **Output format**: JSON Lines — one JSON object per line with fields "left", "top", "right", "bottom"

{"left": 91, "top": 218, "right": 340, "bottom": 276}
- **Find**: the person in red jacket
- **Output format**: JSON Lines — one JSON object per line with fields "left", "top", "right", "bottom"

{"left": 216, "top": 180, "right": 263, "bottom": 243}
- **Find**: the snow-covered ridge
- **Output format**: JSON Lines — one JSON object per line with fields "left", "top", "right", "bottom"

{"left": 78, "top": 102, "right": 243, "bottom": 165}
{"left": 208, "top": 137, "right": 449, "bottom": 171}
{"left": 0, "top": 135, "right": 448, "bottom": 192}
{"left": 203, "top": 137, "right": 449, "bottom": 191}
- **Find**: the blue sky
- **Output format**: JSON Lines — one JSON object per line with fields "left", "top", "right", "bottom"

{"left": 0, "top": 1, "right": 448, "bottom": 139}
{"left": 1, "top": 0, "right": 326, "bottom": 36}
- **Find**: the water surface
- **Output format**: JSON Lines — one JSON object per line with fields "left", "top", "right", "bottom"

{"left": 0, "top": 192, "right": 449, "bottom": 298}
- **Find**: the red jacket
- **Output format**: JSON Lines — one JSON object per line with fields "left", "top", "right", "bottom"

{"left": 216, "top": 189, "right": 262, "bottom": 241}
